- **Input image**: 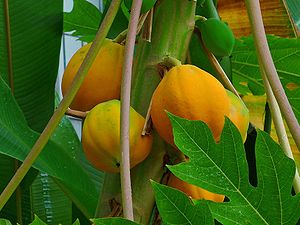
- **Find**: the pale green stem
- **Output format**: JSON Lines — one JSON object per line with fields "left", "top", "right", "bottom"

{"left": 261, "top": 69, "right": 300, "bottom": 193}
{"left": 120, "top": 0, "right": 142, "bottom": 221}
{"left": 0, "top": 0, "right": 122, "bottom": 211}
{"left": 245, "top": 0, "right": 300, "bottom": 151}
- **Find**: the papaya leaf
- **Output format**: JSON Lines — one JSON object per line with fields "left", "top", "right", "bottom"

{"left": 72, "top": 219, "right": 81, "bottom": 225}
{"left": 0, "top": 219, "right": 12, "bottom": 225}
{"left": 232, "top": 35, "right": 300, "bottom": 95}
{"left": 64, "top": 0, "right": 102, "bottom": 42}
{"left": 28, "top": 215, "right": 47, "bottom": 225}
{"left": 93, "top": 218, "right": 140, "bottom": 225}
{"left": 152, "top": 181, "right": 214, "bottom": 225}
{"left": 232, "top": 35, "right": 300, "bottom": 122}
{"left": 285, "top": 88, "right": 300, "bottom": 122}
{"left": 167, "top": 113, "right": 300, "bottom": 225}
{"left": 0, "top": 77, "right": 98, "bottom": 218}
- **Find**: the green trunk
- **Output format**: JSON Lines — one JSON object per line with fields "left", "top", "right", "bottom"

{"left": 98, "top": 0, "right": 196, "bottom": 223}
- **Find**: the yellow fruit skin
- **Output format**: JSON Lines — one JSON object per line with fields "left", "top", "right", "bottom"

{"left": 168, "top": 174, "right": 225, "bottom": 202}
{"left": 151, "top": 65, "right": 230, "bottom": 146}
{"left": 61, "top": 39, "right": 124, "bottom": 111}
{"left": 226, "top": 90, "right": 250, "bottom": 142}
{"left": 82, "top": 100, "right": 153, "bottom": 173}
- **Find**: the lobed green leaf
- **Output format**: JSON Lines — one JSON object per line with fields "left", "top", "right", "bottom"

{"left": 167, "top": 113, "right": 300, "bottom": 225}
{"left": 152, "top": 181, "right": 214, "bottom": 225}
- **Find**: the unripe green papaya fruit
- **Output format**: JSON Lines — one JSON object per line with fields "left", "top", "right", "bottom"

{"left": 124, "top": 0, "right": 157, "bottom": 13}
{"left": 199, "top": 18, "right": 235, "bottom": 57}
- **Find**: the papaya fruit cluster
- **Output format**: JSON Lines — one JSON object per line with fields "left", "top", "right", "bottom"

{"left": 62, "top": 38, "right": 248, "bottom": 201}
{"left": 62, "top": 39, "right": 153, "bottom": 173}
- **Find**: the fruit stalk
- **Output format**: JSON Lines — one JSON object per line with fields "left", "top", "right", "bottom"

{"left": 120, "top": 0, "right": 142, "bottom": 221}
{"left": 0, "top": 0, "right": 122, "bottom": 216}
{"left": 245, "top": 0, "right": 300, "bottom": 151}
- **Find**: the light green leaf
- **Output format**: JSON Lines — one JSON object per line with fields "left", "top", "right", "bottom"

{"left": 232, "top": 35, "right": 300, "bottom": 122}
{"left": 232, "top": 35, "right": 300, "bottom": 95}
{"left": 64, "top": 0, "right": 101, "bottom": 42}
{"left": 64, "top": 0, "right": 128, "bottom": 41}
{"left": 73, "top": 219, "right": 81, "bottom": 225}
{"left": 0, "top": 78, "right": 97, "bottom": 218}
{"left": 29, "top": 215, "right": 47, "bottom": 225}
{"left": 285, "top": 88, "right": 300, "bottom": 122}
{"left": 0, "top": 219, "right": 12, "bottom": 225}
{"left": 167, "top": 113, "right": 300, "bottom": 224}
{"left": 152, "top": 181, "right": 214, "bottom": 225}
{"left": 93, "top": 218, "right": 141, "bottom": 225}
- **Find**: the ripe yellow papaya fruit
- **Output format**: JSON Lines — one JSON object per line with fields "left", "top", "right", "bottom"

{"left": 61, "top": 39, "right": 124, "bottom": 111}
{"left": 151, "top": 64, "right": 230, "bottom": 146}
{"left": 226, "top": 90, "right": 249, "bottom": 142}
{"left": 82, "top": 100, "right": 153, "bottom": 173}
{"left": 168, "top": 173, "right": 225, "bottom": 202}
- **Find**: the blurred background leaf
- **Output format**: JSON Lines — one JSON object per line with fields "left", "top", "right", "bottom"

{"left": 64, "top": 0, "right": 128, "bottom": 42}
{"left": 64, "top": 0, "right": 102, "bottom": 42}
{"left": 217, "top": 0, "right": 295, "bottom": 38}
{"left": 0, "top": 78, "right": 98, "bottom": 220}
{"left": 0, "top": 0, "right": 65, "bottom": 223}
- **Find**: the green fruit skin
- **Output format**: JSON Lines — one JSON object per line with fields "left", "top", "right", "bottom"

{"left": 124, "top": 0, "right": 157, "bottom": 13}
{"left": 199, "top": 18, "right": 235, "bottom": 57}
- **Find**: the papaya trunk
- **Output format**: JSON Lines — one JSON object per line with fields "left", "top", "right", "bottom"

{"left": 98, "top": 0, "right": 196, "bottom": 223}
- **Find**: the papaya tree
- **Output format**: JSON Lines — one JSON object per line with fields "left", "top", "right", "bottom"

{"left": 0, "top": 0, "right": 300, "bottom": 224}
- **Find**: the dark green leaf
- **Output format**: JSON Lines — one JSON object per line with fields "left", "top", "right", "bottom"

{"left": 0, "top": 0, "right": 62, "bottom": 132}
{"left": 31, "top": 173, "right": 72, "bottom": 225}
{"left": 64, "top": 0, "right": 101, "bottom": 42}
{"left": 152, "top": 181, "right": 214, "bottom": 225}
{"left": 101, "top": 0, "right": 128, "bottom": 39}
{"left": 167, "top": 113, "right": 300, "bottom": 225}
{"left": 285, "top": 0, "right": 300, "bottom": 30}
{"left": 0, "top": 78, "right": 97, "bottom": 218}
{"left": 0, "top": 155, "right": 18, "bottom": 223}
{"left": 93, "top": 218, "right": 141, "bottom": 225}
